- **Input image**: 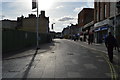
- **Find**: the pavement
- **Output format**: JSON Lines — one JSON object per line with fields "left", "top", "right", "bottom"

{"left": 3, "top": 42, "right": 56, "bottom": 60}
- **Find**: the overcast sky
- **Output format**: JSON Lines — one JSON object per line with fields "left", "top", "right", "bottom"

{"left": 1, "top": 0, "right": 94, "bottom": 32}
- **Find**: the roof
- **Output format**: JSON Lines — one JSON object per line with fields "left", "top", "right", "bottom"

{"left": 78, "top": 8, "right": 94, "bottom": 15}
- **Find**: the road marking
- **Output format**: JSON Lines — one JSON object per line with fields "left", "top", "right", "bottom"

{"left": 79, "top": 43, "right": 118, "bottom": 80}
{"left": 103, "top": 55, "right": 118, "bottom": 80}
{"left": 67, "top": 40, "right": 118, "bottom": 80}
{"left": 82, "top": 45, "right": 118, "bottom": 80}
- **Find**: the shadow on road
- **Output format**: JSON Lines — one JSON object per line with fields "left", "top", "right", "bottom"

{"left": 22, "top": 50, "right": 38, "bottom": 80}
{"left": 3, "top": 41, "right": 55, "bottom": 60}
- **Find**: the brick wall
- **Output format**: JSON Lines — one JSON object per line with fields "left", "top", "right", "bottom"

{"left": 78, "top": 8, "right": 94, "bottom": 27}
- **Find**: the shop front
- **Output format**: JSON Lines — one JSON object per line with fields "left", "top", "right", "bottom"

{"left": 82, "top": 21, "right": 94, "bottom": 42}
{"left": 109, "top": 14, "right": 120, "bottom": 46}
{"left": 94, "top": 19, "right": 111, "bottom": 43}
{"left": 94, "top": 26, "right": 109, "bottom": 43}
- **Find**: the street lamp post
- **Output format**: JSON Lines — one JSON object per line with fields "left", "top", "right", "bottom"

{"left": 70, "top": 23, "right": 72, "bottom": 37}
{"left": 114, "top": 2, "right": 117, "bottom": 38}
{"left": 51, "top": 23, "right": 55, "bottom": 39}
{"left": 32, "top": 0, "right": 39, "bottom": 50}
{"left": 51, "top": 23, "right": 55, "bottom": 30}
{"left": 37, "top": 0, "right": 39, "bottom": 50}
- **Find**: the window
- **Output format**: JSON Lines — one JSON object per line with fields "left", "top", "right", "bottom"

{"left": 105, "top": 4, "right": 107, "bottom": 18}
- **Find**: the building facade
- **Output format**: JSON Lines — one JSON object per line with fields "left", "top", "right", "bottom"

{"left": 70, "top": 24, "right": 79, "bottom": 36}
{"left": 1, "top": 19, "right": 17, "bottom": 29}
{"left": 62, "top": 27, "right": 70, "bottom": 39}
{"left": 78, "top": 8, "right": 94, "bottom": 42}
{"left": 82, "top": 21, "right": 94, "bottom": 41}
{"left": 94, "top": 2, "right": 120, "bottom": 44}
{"left": 18, "top": 11, "right": 49, "bottom": 33}
{"left": 78, "top": 8, "right": 94, "bottom": 33}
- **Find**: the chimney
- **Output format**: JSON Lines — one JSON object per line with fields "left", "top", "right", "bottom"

{"left": 41, "top": 11, "right": 45, "bottom": 16}
{"left": 29, "top": 14, "right": 36, "bottom": 18}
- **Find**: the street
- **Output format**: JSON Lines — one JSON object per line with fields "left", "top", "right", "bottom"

{"left": 2, "top": 39, "right": 118, "bottom": 79}
{"left": 1, "top": 1, "right": 120, "bottom": 80}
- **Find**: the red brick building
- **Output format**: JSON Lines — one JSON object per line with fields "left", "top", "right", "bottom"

{"left": 94, "top": 2, "right": 110, "bottom": 23}
{"left": 78, "top": 8, "right": 94, "bottom": 27}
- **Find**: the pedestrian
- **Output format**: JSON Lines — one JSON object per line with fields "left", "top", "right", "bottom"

{"left": 105, "top": 32, "right": 119, "bottom": 63}
{"left": 88, "top": 33, "right": 94, "bottom": 45}
{"left": 88, "top": 31, "right": 94, "bottom": 45}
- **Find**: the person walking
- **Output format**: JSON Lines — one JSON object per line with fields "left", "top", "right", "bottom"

{"left": 88, "top": 34, "right": 91, "bottom": 45}
{"left": 105, "top": 32, "right": 119, "bottom": 63}
{"left": 88, "top": 31, "right": 94, "bottom": 45}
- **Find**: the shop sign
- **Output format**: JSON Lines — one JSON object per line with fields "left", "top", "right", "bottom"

{"left": 95, "top": 26, "right": 108, "bottom": 32}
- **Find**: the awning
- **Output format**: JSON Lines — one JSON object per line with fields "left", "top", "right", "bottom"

{"left": 94, "top": 19, "right": 109, "bottom": 28}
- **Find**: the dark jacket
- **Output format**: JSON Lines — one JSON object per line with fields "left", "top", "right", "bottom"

{"left": 105, "top": 35, "right": 117, "bottom": 48}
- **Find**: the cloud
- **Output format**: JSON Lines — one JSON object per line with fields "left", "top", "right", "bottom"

{"left": 56, "top": 5, "right": 64, "bottom": 9}
{"left": 58, "top": 16, "right": 75, "bottom": 22}
{"left": 86, "top": 2, "right": 94, "bottom": 8}
{"left": 73, "top": 6, "right": 87, "bottom": 13}
{"left": 2, "top": 2, "right": 32, "bottom": 20}
{"left": 74, "top": 8, "right": 82, "bottom": 12}
{"left": 74, "top": 2, "right": 94, "bottom": 13}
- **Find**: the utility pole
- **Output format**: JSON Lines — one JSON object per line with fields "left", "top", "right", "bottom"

{"left": 36, "top": 0, "right": 39, "bottom": 50}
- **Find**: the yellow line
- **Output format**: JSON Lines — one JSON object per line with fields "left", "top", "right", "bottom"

{"left": 110, "top": 62, "right": 118, "bottom": 80}
{"left": 97, "top": 51, "right": 119, "bottom": 77}
{"left": 69, "top": 40, "right": 118, "bottom": 80}
{"left": 101, "top": 53, "right": 118, "bottom": 80}
{"left": 103, "top": 56, "right": 115, "bottom": 80}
